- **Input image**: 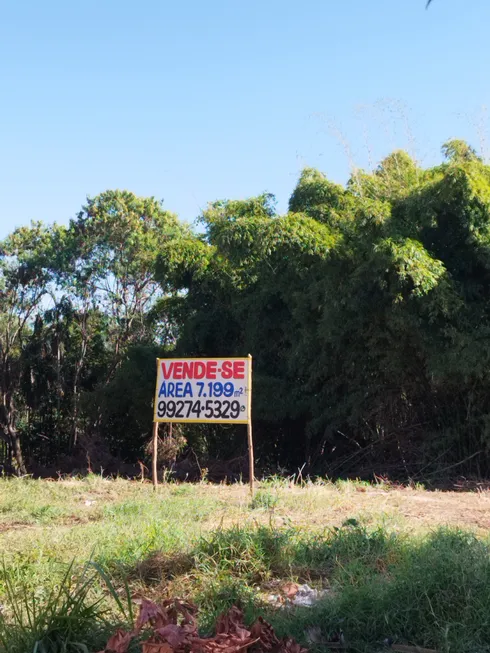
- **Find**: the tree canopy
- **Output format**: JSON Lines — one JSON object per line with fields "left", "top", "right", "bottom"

{"left": 2, "top": 141, "right": 490, "bottom": 480}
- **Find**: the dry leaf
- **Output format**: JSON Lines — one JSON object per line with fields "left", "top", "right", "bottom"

{"left": 137, "top": 599, "right": 170, "bottom": 631}
{"left": 161, "top": 598, "right": 198, "bottom": 627}
{"left": 201, "top": 635, "right": 260, "bottom": 653}
{"left": 142, "top": 639, "right": 174, "bottom": 653}
{"left": 216, "top": 606, "right": 251, "bottom": 640}
{"left": 156, "top": 623, "right": 192, "bottom": 648}
{"left": 98, "top": 628, "right": 134, "bottom": 653}
{"left": 250, "top": 617, "right": 280, "bottom": 651}
{"left": 99, "top": 600, "right": 306, "bottom": 653}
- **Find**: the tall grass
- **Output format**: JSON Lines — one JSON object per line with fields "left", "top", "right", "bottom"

{"left": 3, "top": 524, "right": 490, "bottom": 651}
{"left": 0, "top": 562, "right": 108, "bottom": 653}
{"left": 1, "top": 479, "right": 490, "bottom": 651}
{"left": 194, "top": 524, "right": 490, "bottom": 651}
{"left": 270, "top": 529, "right": 490, "bottom": 652}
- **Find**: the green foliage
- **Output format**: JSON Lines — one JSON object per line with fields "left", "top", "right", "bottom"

{"left": 289, "top": 167, "right": 354, "bottom": 227}
{"left": 4, "top": 140, "right": 490, "bottom": 479}
{"left": 442, "top": 138, "right": 482, "bottom": 163}
{"left": 250, "top": 489, "right": 279, "bottom": 510}
{"left": 1, "top": 479, "right": 490, "bottom": 652}
{"left": 87, "top": 344, "right": 161, "bottom": 462}
{"left": 351, "top": 150, "right": 421, "bottom": 202}
{"left": 0, "top": 561, "right": 109, "bottom": 653}
{"left": 273, "top": 529, "right": 490, "bottom": 653}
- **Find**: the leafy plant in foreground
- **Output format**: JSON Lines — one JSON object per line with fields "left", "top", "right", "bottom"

{"left": 0, "top": 561, "right": 107, "bottom": 653}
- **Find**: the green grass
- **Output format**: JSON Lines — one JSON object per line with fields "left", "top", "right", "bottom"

{"left": 0, "top": 477, "right": 490, "bottom": 651}
{"left": 269, "top": 528, "right": 490, "bottom": 653}
{"left": 250, "top": 488, "right": 280, "bottom": 510}
{"left": 0, "top": 561, "right": 113, "bottom": 653}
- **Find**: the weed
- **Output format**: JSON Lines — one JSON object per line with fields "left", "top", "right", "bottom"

{"left": 195, "top": 575, "right": 262, "bottom": 635}
{"left": 334, "top": 478, "right": 371, "bottom": 492}
{"left": 260, "top": 475, "right": 291, "bottom": 489}
{"left": 0, "top": 479, "right": 490, "bottom": 652}
{"left": 250, "top": 490, "right": 279, "bottom": 510}
{"left": 133, "top": 550, "right": 194, "bottom": 585}
{"left": 269, "top": 529, "right": 490, "bottom": 652}
{"left": 0, "top": 561, "right": 109, "bottom": 653}
{"left": 195, "top": 525, "right": 293, "bottom": 582}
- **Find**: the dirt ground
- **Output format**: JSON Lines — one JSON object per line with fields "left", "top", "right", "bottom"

{"left": 218, "top": 483, "right": 490, "bottom": 533}
{"left": 1, "top": 479, "right": 489, "bottom": 546}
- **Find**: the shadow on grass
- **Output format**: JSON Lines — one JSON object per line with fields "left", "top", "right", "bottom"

{"left": 109, "top": 522, "right": 490, "bottom": 651}
{"left": 3, "top": 524, "right": 490, "bottom": 652}
{"left": 267, "top": 529, "right": 490, "bottom": 652}
{"left": 154, "top": 526, "right": 490, "bottom": 652}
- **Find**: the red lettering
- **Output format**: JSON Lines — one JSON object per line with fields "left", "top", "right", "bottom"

{"left": 222, "top": 361, "right": 233, "bottom": 379}
{"left": 233, "top": 361, "right": 245, "bottom": 379}
{"left": 194, "top": 361, "right": 206, "bottom": 379}
{"left": 163, "top": 360, "right": 246, "bottom": 380}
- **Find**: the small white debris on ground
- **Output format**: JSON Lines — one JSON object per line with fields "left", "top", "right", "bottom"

{"left": 265, "top": 583, "right": 329, "bottom": 608}
{"left": 291, "top": 584, "right": 329, "bottom": 607}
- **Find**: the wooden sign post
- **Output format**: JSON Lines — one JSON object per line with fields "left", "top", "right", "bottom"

{"left": 152, "top": 356, "right": 254, "bottom": 494}
{"left": 247, "top": 354, "right": 254, "bottom": 494}
{"left": 152, "top": 421, "right": 159, "bottom": 491}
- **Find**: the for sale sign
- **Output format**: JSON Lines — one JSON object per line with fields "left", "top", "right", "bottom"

{"left": 153, "top": 357, "right": 251, "bottom": 423}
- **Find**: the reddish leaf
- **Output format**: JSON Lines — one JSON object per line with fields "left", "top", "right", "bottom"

{"left": 200, "top": 635, "right": 260, "bottom": 653}
{"left": 101, "top": 600, "right": 306, "bottom": 653}
{"left": 142, "top": 639, "right": 174, "bottom": 653}
{"left": 137, "top": 599, "right": 170, "bottom": 631}
{"left": 161, "top": 598, "right": 198, "bottom": 628}
{"left": 97, "top": 628, "right": 134, "bottom": 653}
{"left": 250, "top": 617, "right": 280, "bottom": 651}
{"left": 216, "top": 607, "right": 251, "bottom": 640}
{"left": 156, "top": 623, "right": 192, "bottom": 648}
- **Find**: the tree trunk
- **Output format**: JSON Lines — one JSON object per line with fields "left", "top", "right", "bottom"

{"left": 72, "top": 310, "right": 89, "bottom": 451}
{"left": 72, "top": 378, "right": 79, "bottom": 449}
{"left": 2, "top": 390, "right": 27, "bottom": 475}
{"left": 9, "top": 426, "right": 26, "bottom": 475}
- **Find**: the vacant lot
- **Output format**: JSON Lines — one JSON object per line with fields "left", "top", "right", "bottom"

{"left": 1, "top": 477, "right": 490, "bottom": 652}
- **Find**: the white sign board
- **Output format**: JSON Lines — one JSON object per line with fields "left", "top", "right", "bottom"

{"left": 153, "top": 357, "right": 251, "bottom": 424}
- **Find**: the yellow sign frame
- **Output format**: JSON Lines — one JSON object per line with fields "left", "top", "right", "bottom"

{"left": 151, "top": 355, "right": 254, "bottom": 494}
{"left": 153, "top": 356, "right": 251, "bottom": 424}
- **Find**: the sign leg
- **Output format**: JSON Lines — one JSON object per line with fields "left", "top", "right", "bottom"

{"left": 247, "top": 354, "right": 254, "bottom": 495}
{"left": 152, "top": 421, "right": 159, "bottom": 491}
{"left": 248, "top": 420, "right": 255, "bottom": 495}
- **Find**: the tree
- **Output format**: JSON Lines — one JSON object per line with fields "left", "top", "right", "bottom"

{"left": 442, "top": 139, "right": 481, "bottom": 163}
{"left": 5, "top": 139, "right": 490, "bottom": 480}
{"left": 0, "top": 223, "right": 60, "bottom": 473}
{"left": 66, "top": 191, "right": 187, "bottom": 370}
{"left": 57, "top": 191, "right": 192, "bottom": 457}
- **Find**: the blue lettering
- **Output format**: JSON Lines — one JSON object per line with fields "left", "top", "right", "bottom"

{"left": 175, "top": 382, "right": 183, "bottom": 398}
{"left": 184, "top": 382, "right": 193, "bottom": 397}
{"left": 167, "top": 382, "right": 175, "bottom": 397}
{"left": 159, "top": 382, "right": 167, "bottom": 397}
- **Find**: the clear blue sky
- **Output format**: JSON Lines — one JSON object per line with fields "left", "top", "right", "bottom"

{"left": 1, "top": 0, "right": 489, "bottom": 237}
